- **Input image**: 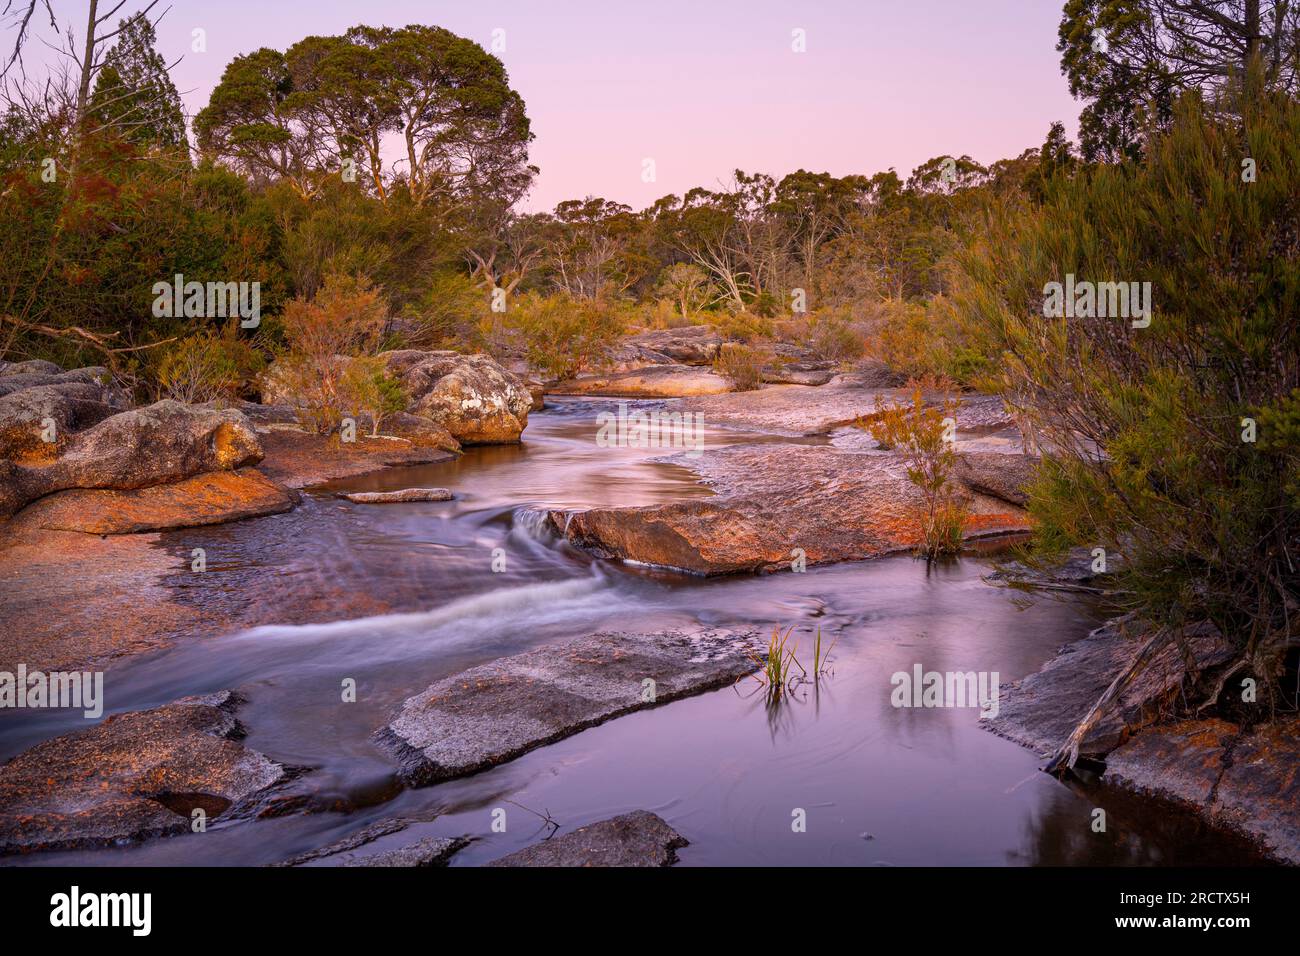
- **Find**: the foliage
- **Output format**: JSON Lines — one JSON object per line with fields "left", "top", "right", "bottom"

{"left": 480, "top": 291, "right": 625, "bottom": 380}
{"left": 947, "top": 90, "right": 1300, "bottom": 709}
{"left": 713, "top": 342, "right": 764, "bottom": 391}
{"left": 152, "top": 325, "right": 265, "bottom": 404}
{"left": 339, "top": 354, "right": 407, "bottom": 436}
{"left": 864, "top": 390, "right": 967, "bottom": 559}
{"left": 275, "top": 273, "right": 390, "bottom": 432}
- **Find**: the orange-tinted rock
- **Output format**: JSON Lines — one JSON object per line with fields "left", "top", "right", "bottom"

{"left": 551, "top": 444, "right": 1031, "bottom": 575}
{"left": 10, "top": 468, "right": 298, "bottom": 534}
{"left": 1105, "top": 716, "right": 1300, "bottom": 865}
{"left": 0, "top": 399, "right": 263, "bottom": 517}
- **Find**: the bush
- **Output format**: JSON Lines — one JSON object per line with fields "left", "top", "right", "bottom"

{"left": 153, "top": 326, "right": 265, "bottom": 404}
{"left": 947, "top": 90, "right": 1300, "bottom": 719}
{"left": 339, "top": 355, "right": 407, "bottom": 436}
{"left": 276, "top": 273, "right": 390, "bottom": 433}
{"left": 862, "top": 390, "right": 966, "bottom": 559}
{"left": 481, "top": 292, "right": 625, "bottom": 380}
{"left": 714, "top": 342, "right": 764, "bottom": 391}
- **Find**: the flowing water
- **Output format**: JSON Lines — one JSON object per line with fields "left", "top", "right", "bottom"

{"left": 0, "top": 398, "right": 1264, "bottom": 866}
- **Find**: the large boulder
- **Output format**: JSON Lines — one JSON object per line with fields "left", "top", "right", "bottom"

{"left": 551, "top": 444, "right": 1031, "bottom": 575}
{"left": 0, "top": 399, "right": 263, "bottom": 517}
{"left": 379, "top": 350, "right": 531, "bottom": 444}
{"left": 0, "top": 691, "right": 298, "bottom": 855}
{"left": 0, "top": 367, "right": 130, "bottom": 462}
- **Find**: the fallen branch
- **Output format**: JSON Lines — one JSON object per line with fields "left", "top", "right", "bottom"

{"left": 1045, "top": 625, "right": 1175, "bottom": 774}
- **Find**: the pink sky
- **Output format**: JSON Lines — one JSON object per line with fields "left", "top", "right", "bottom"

{"left": 130, "top": 0, "right": 1075, "bottom": 211}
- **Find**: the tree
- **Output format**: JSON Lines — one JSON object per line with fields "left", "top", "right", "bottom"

{"left": 194, "top": 48, "right": 327, "bottom": 197}
{"left": 1059, "top": 0, "right": 1300, "bottom": 160}
{"left": 89, "top": 12, "right": 186, "bottom": 150}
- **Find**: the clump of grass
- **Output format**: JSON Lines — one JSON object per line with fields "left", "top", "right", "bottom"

{"left": 811, "top": 626, "right": 839, "bottom": 677}
{"left": 743, "top": 625, "right": 840, "bottom": 702}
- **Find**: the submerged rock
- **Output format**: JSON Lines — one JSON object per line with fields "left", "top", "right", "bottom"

{"left": 488, "top": 810, "right": 688, "bottom": 867}
{"left": 278, "top": 820, "right": 469, "bottom": 867}
{"left": 551, "top": 444, "right": 1030, "bottom": 575}
{"left": 985, "top": 618, "right": 1236, "bottom": 757}
{"left": 341, "top": 487, "right": 453, "bottom": 504}
{"left": 1104, "top": 717, "right": 1300, "bottom": 865}
{"left": 0, "top": 691, "right": 298, "bottom": 855}
{"left": 549, "top": 364, "right": 733, "bottom": 398}
{"left": 376, "top": 629, "right": 759, "bottom": 786}
{"left": 10, "top": 468, "right": 298, "bottom": 534}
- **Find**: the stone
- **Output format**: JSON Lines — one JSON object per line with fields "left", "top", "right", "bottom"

{"left": 953, "top": 451, "right": 1039, "bottom": 507}
{"left": 549, "top": 364, "right": 733, "bottom": 398}
{"left": 340, "top": 487, "right": 453, "bottom": 504}
{"left": 0, "top": 400, "right": 263, "bottom": 518}
{"left": 9, "top": 468, "right": 299, "bottom": 534}
{"left": 985, "top": 618, "right": 1236, "bottom": 757}
{"left": 0, "top": 691, "right": 298, "bottom": 855}
{"left": 551, "top": 444, "right": 1030, "bottom": 575}
{"left": 488, "top": 811, "right": 688, "bottom": 867}
{"left": 607, "top": 326, "right": 723, "bottom": 368}
{"left": 376, "top": 629, "right": 759, "bottom": 785}
{"left": 380, "top": 350, "right": 532, "bottom": 444}
{"left": 1105, "top": 717, "right": 1300, "bottom": 865}
{"left": 278, "top": 820, "right": 469, "bottom": 867}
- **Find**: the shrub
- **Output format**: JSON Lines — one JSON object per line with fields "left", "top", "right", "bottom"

{"left": 482, "top": 292, "right": 625, "bottom": 380}
{"left": 714, "top": 342, "right": 764, "bottom": 391}
{"left": 863, "top": 389, "right": 967, "bottom": 559}
{"left": 947, "top": 90, "right": 1300, "bottom": 728}
{"left": 339, "top": 355, "right": 407, "bottom": 436}
{"left": 277, "top": 273, "right": 390, "bottom": 433}
{"left": 153, "top": 326, "right": 265, "bottom": 404}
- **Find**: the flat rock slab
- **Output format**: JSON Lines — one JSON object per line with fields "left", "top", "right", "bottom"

{"left": 550, "top": 365, "right": 733, "bottom": 398}
{"left": 0, "top": 691, "right": 297, "bottom": 855}
{"left": 1105, "top": 717, "right": 1300, "bottom": 865}
{"left": 489, "top": 810, "right": 687, "bottom": 867}
{"left": 376, "top": 630, "right": 758, "bottom": 786}
{"left": 985, "top": 618, "right": 1235, "bottom": 757}
{"left": 550, "top": 444, "right": 1030, "bottom": 575}
{"left": 9, "top": 468, "right": 299, "bottom": 534}
{"left": 278, "top": 820, "right": 469, "bottom": 867}
{"left": 341, "top": 487, "right": 453, "bottom": 504}
{"left": 674, "top": 383, "right": 1014, "bottom": 438}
